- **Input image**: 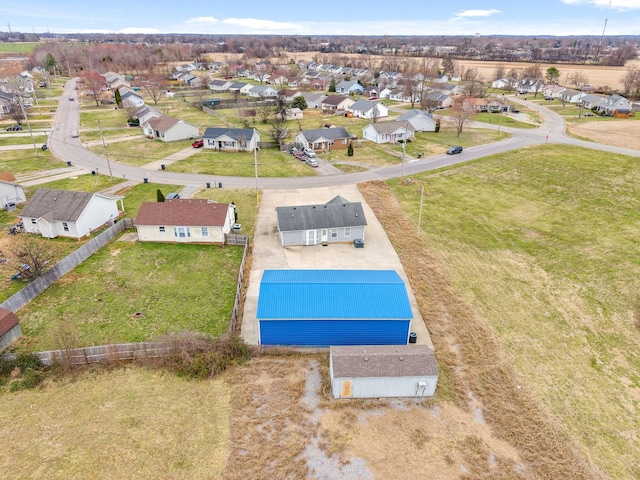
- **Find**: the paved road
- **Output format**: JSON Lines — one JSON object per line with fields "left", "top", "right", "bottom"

{"left": 47, "top": 80, "right": 640, "bottom": 190}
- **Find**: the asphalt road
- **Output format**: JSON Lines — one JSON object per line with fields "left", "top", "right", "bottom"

{"left": 47, "top": 79, "right": 640, "bottom": 190}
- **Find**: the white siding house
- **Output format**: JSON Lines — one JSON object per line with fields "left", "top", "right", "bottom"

{"left": 135, "top": 199, "right": 236, "bottom": 244}
{"left": 330, "top": 345, "right": 439, "bottom": 399}
{"left": 142, "top": 115, "right": 199, "bottom": 142}
{"left": 19, "top": 189, "right": 123, "bottom": 239}
{"left": 0, "top": 178, "right": 26, "bottom": 209}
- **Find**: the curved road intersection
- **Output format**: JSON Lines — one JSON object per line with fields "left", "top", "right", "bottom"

{"left": 47, "top": 79, "right": 640, "bottom": 190}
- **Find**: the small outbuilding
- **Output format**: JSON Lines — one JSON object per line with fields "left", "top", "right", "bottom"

{"left": 0, "top": 308, "right": 22, "bottom": 353}
{"left": 257, "top": 269, "right": 413, "bottom": 347}
{"left": 330, "top": 344, "right": 439, "bottom": 399}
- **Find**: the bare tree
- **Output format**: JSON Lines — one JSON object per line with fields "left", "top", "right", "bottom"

{"left": 568, "top": 71, "right": 589, "bottom": 90}
{"left": 270, "top": 116, "right": 289, "bottom": 143}
{"left": 79, "top": 71, "right": 106, "bottom": 106}
{"left": 621, "top": 66, "right": 640, "bottom": 99}
{"left": 256, "top": 95, "right": 274, "bottom": 124}
{"left": 141, "top": 73, "right": 169, "bottom": 105}
{"left": 461, "top": 68, "right": 486, "bottom": 98}
{"left": 8, "top": 102, "right": 25, "bottom": 125}
{"left": 11, "top": 237, "right": 53, "bottom": 281}
{"left": 449, "top": 98, "right": 476, "bottom": 138}
{"left": 494, "top": 64, "right": 506, "bottom": 81}
{"left": 399, "top": 74, "right": 421, "bottom": 108}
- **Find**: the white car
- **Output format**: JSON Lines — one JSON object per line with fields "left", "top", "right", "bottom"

{"left": 303, "top": 147, "right": 316, "bottom": 158}
{"left": 71, "top": 130, "right": 79, "bottom": 138}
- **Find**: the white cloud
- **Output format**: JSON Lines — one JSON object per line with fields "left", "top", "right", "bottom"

{"left": 222, "top": 17, "right": 301, "bottom": 31}
{"left": 454, "top": 9, "right": 501, "bottom": 19}
{"left": 561, "top": 0, "right": 640, "bottom": 8}
{"left": 184, "top": 16, "right": 218, "bottom": 25}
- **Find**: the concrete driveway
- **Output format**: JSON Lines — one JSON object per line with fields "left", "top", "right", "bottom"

{"left": 241, "top": 184, "right": 433, "bottom": 349}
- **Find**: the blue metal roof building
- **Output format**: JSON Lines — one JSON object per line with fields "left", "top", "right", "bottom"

{"left": 257, "top": 270, "right": 413, "bottom": 347}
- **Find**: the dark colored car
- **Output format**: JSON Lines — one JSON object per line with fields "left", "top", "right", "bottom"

{"left": 6, "top": 124, "right": 22, "bottom": 131}
{"left": 192, "top": 139, "right": 204, "bottom": 148}
{"left": 446, "top": 145, "right": 463, "bottom": 155}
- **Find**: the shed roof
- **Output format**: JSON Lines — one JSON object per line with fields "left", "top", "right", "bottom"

{"left": 0, "top": 308, "right": 20, "bottom": 336}
{"left": 331, "top": 345, "right": 439, "bottom": 378}
{"left": 257, "top": 270, "right": 413, "bottom": 320}
{"left": 135, "top": 199, "right": 231, "bottom": 227}
{"left": 276, "top": 195, "right": 367, "bottom": 232}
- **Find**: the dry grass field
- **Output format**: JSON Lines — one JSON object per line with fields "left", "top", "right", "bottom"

{"left": 568, "top": 118, "right": 640, "bottom": 150}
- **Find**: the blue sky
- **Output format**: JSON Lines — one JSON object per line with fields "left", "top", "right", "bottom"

{"left": 3, "top": 0, "right": 640, "bottom": 36}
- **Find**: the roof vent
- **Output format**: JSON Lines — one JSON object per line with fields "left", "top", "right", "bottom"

{"left": 363, "top": 357, "right": 369, "bottom": 362}
{"left": 399, "top": 356, "right": 404, "bottom": 361}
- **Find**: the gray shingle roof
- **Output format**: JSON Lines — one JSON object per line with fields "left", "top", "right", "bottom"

{"left": 331, "top": 345, "right": 439, "bottom": 378}
{"left": 276, "top": 195, "right": 367, "bottom": 232}
{"left": 203, "top": 128, "right": 255, "bottom": 141}
{"left": 19, "top": 189, "right": 95, "bottom": 222}
{"left": 349, "top": 99, "right": 377, "bottom": 112}
{"left": 299, "top": 127, "right": 351, "bottom": 143}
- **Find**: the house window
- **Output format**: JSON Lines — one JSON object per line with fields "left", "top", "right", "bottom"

{"left": 159, "top": 226, "right": 165, "bottom": 233}
{"left": 330, "top": 228, "right": 338, "bottom": 238}
{"left": 62, "top": 222, "right": 69, "bottom": 232}
{"left": 201, "top": 227, "right": 209, "bottom": 237}
{"left": 31, "top": 219, "right": 37, "bottom": 225}
{"left": 174, "top": 227, "right": 191, "bottom": 238}
{"left": 344, "top": 227, "right": 351, "bottom": 238}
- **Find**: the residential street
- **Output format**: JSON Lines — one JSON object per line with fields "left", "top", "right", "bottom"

{"left": 46, "top": 79, "right": 640, "bottom": 191}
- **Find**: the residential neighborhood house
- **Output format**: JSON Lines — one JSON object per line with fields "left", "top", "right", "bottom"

{"left": 202, "top": 128, "right": 260, "bottom": 152}
{"left": 135, "top": 199, "right": 236, "bottom": 244}
{"left": 276, "top": 195, "right": 367, "bottom": 247}
{"left": 295, "top": 127, "right": 353, "bottom": 152}
{"left": 397, "top": 110, "right": 437, "bottom": 132}
{"left": 0, "top": 177, "right": 26, "bottom": 210}
{"left": 363, "top": 121, "right": 415, "bottom": 144}
{"left": 19, "top": 188, "right": 124, "bottom": 239}
{"left": 142, "top": 115, "right": 200, "bottom": 142}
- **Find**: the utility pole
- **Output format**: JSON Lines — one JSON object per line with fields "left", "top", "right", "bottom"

{"left": 400, "top": 140, "right": 406, "bottom": 184}
{"left": 253, "top": 128, "right": 259, "bottom": 204}
{"left": 18, "top": 95, "right": 38, "bottom": 156}
{"left": 97, "top": 120, "right": 114, "bottom": 182}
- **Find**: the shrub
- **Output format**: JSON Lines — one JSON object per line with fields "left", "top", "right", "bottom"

{"left": 347, "top": 143, "right": 354, "bottom": 157}
{"left": 15, "top": 353, "right": 43, "bottom": 372}
{"left": 9, "top": 370, "right": 46, "bottom": 391}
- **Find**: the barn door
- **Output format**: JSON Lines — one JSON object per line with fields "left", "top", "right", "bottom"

{"left": 340, "top": 380, "right": 353, "bottom": 398}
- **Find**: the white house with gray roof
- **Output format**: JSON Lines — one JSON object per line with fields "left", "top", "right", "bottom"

{"left": 19, "top": 189, "right": 124, "bottom": 239}
{"left": 363, "top": 121, "right": 415, "bottom": 144}
{"left": 202, "top": 128, "right": 260, "bottom": 152}
{"left": 276, "top": 195, "right": 367, "bottom": 247}
{"left": 348, "top": 99, "right": 388, "bottom": 119}
{"left": 397, "top": 109, "right": 437, "bottom": 132}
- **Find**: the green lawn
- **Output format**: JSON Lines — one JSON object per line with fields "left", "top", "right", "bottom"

{"left": 12, "top": 241, "right": 245, "bottom": 352}
{"left": 115, "top": 182, "right": 183, "bottom": 218}
{"left": 0, "top": 149, "right": 64, "bottom": 175}
{"left": 391, "top": 144, "right": 640, "bottom": 478}
{"left": 194, "top": 188, "right": 259, "bottom": 237}
{"left": 25, "top": 174, "right": 125, "bottom": 196}
{"left": 88, "top": 137, "right": 194, "bottom": 167}
{"left": 0, "top": 42, "right": 41, "bottom": 53}
{"left": 169, "top": 148, "right": 315, "bottom": 177}
{"left": 474, "top": 112, "right": 538, "bottom": 128}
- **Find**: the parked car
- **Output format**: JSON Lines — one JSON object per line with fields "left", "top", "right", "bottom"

{"left": 305, "top": 157, "right": 318, "bottom": 167}
{"left": 6, "top": 124, "right": 22, "bottom": 131}
{"left": 192, "top": 139, "right": 204, "bottom": 148}
{"left": 166, "top": 192, "right": 180, "bottom": 199}
{"left": 511, "top": 108, "right": 520, "bottom": 113}
{"left": 100, "top": 99, "right": 115, "bottom": 105}
{"left": 23, "top": 102, "right": 33, "bottom": 107}
{"left": 69, "top": 97, "right": 75, "bottom": 101}
{"left": 290, "top": 146, "right": 299, "bottom": 154}
{"left": 446, "top": 145, "right": 463, "bottom": 155}
{"left": 71, "top": 130, "right": 79, "bottom": 138}
{"left": 303, "top": 147, "right": 316, "bottom": 158}
{"left": 293, "top": 151, "right": 306, "bottom": 161}
{"left": 583, "top": 112, "right": 595, "bottom": 117}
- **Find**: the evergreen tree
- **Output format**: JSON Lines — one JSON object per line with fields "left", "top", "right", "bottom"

{"left": 114, "top": 89, "right": 122, "bottom": 108}
{"left": 157, "top": 189, "right": 165, "bottom": 202}
{"left": 435, "top": 118, "right": 441, "bottom": 133}
{"left": 328, "top": 78, "right": 336, "bottom": 92}
{"left": 347, "top": 143, "right": 354, "bottom": 157}
{"left": 292, "top": 95, "right": 308, "bottom": 110}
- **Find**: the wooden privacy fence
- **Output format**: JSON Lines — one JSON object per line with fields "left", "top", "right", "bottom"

{"left": 0, "top": 220, "right": 129, "bottom": 313}
{"left": 0, "top": 341, "right": 174, "bottom": 367}
{"left": 230, "top": 236, "right": 249, "bottom": 331}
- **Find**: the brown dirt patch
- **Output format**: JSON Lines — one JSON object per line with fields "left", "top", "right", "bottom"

{"left": 568, "top": 119, "right": 640, "bottom": 150}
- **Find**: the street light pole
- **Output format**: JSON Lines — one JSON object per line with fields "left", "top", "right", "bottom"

{"left": 400, "top": 140, "right": 406, "bottom": 184}
{"left": 253, "top": 128, "right": 259, "bottom": 204}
